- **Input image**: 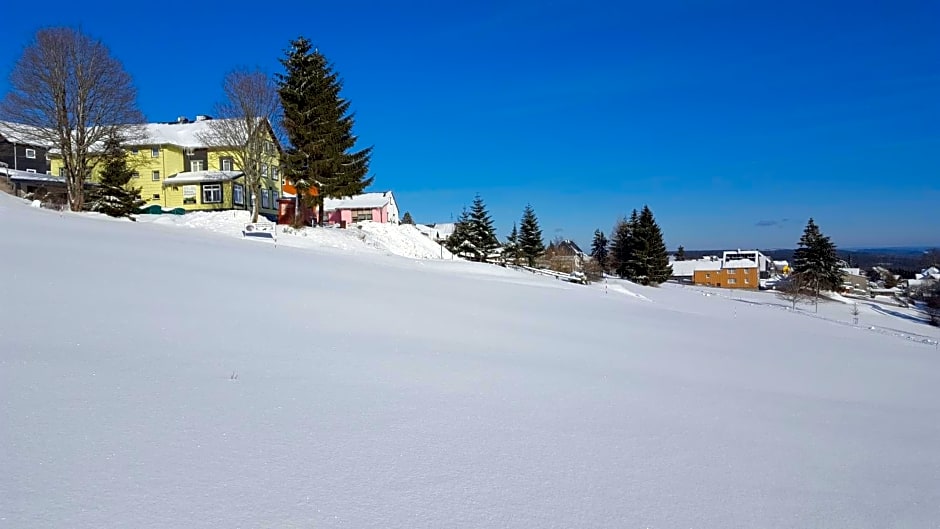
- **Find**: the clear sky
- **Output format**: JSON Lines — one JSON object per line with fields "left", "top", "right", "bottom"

{"left": 1, "top": 1, "right": 937, "bottom": 250}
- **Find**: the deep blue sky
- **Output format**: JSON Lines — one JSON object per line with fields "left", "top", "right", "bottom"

{"left": 2, "top": 1, "right": 937, "bottom": 250}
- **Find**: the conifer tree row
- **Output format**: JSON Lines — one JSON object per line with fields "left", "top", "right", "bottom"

{"left": 607, "top": 205, "right": 671, "bottom": 285}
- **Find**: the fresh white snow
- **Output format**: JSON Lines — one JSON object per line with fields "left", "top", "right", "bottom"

{"left": 135, "top": 209, "right": 455, "bottom": 260}
{"left": 2, "top": 192, "right": 940, "bottom": 528}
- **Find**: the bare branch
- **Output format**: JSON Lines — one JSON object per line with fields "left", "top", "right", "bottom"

{"left": 0, "top": 27, "right": 144, "bottom": 210}
{"left": 197, "top": 69, "right": 281, "bottom": 223}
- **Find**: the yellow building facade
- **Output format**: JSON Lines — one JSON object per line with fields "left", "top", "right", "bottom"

{"left": 50, "top": 117, "right": 282, "bottom": 216}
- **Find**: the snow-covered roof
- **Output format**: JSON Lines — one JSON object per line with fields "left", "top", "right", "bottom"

{"left": 0, "top": 167, "right": 64, "bottom": 183}
{"left": 0, "top": 121, "right": 55, "bottom": 148}
{"left": 723, "top": 259, "right": 758, "bottom": 269}
{"left": 671, "top": 259, "right": 722, "bottom": 276}
{"left": 773, "top": 260, "right": 789, "bottom": 268}
{"left": 918, "top": 267, "right": 940, "bottom": 279}
{"left": 842, "top": 267, "right": 863, "bottom": 277}
{"left": 324, "top": 192, "right": 394, "bottom": 211}
{"left": 137, "top": 119, "right": 235, "bottom": 148}
{"left": 162, "top": 171, "right": 243, "bottom": 186}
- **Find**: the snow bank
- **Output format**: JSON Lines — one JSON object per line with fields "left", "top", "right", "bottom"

{"left": 136, "top": 210, "right": 453, "bottom": 260}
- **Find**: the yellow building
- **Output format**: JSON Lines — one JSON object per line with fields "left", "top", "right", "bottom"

{"left": 50, "top": 116, "right": 282, "bottom": 216}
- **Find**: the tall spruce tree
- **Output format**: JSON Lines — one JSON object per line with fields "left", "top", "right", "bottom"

{"left": 84, "top": 137, "right": 144, "bottom": 220}
{"left": 792, "top": 218, "right": 843, "bottom": 305}
{"left": 277, "top": 37, "right": 373, "bottom": 226}
{"left": 637, "top": 205, "right": 672, "bottom": 285}
{"left": 504, "top": 223, "right": 521, "bottom": 265}
{"left": 590, "top": 229, "right": 610, "bottom": 273}
{"left": 467, "top": 194, "right": 499, "bottom": 262}
{"left": 518, "top": 204, "right": 544, "bottom": 267}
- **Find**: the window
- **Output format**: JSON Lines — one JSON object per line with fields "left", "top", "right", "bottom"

{"left": 705, "top": 273, "right": 711, "bottom": 279}
{"left": 59, "top": 168, "right": 65, "bottom": 177}
{"left": 25, "top": 148, "right": 36, "bottom": 159}
{"left": 727, "top": 268, "right": 736, "bottom": 275}
{"left": 727, "top": 278, "right": 737, "bottom": 285}
{"left": 26, "top": 168, "right": 36, "bottom": 173}
{"left": 191, "top": 160, "right": 204, "bottom": 172}
{"left": 131, "top": 147, "right": 139, "bottom": 154}
{"left": 152, "top": 194, "right": 160, "bottom": 200}
{"left": 151, "top": 147, "right": 160, "bottom": 158}
{"left": 221, "top": 158, "right": 232, "bottom": 171}
{"left": 131, "top": 171, "right": 139, "bottom": 179}
{"left": 261, "top": 163, "right": 268, "bottom": 177}
{"left": 271, "top": 166, "right": 279, "bottom": 180}
{"left": 233, "top": 184, "right": 245, "bottom": 206}
{"left": 152, "top": 170, "right": 160, "bottom": 181}
{"left": 202, "top": 184, "right": 222, "bottom": 204}
{"left": 261, "top": 189, "right": 269, "bottom": 209}
{"left": 744, "top": 278, "right": 750, "bottom": 284}
{"left": 271, "top": 190, "right": 278, "bottom": 204}
{"left": 353, "top": 209, "right": 373, "bottom": 222}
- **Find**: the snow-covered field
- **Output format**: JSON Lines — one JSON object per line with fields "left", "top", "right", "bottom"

{"left": 2, "top": 193, "right": 940, "bottom": 528}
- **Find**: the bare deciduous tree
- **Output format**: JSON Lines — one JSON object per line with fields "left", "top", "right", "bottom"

{"left": 198, "top": 70, "right": 281, "bottom": 223}
{"left": 778, "top": 272, "right": 809, "bottom": 310}
{"left": 0, "top": 27, "right": 143, "bottom": 211}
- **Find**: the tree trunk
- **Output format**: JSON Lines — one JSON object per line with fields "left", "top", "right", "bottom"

{"left": 68, "top": 174, "right": 83, "bottom": 211}
{"left": 251, "top": 190, "right": 259, "bottom": 223}
{"left": 317, "top": 195, "right": 325, "bottom": 226}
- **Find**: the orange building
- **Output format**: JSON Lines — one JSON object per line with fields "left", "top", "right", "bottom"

{"left": 693, "top": 265, "right": 759, "bottom": 289}
{"left": 689, "top": 250, "right": 769, "bottom": 290}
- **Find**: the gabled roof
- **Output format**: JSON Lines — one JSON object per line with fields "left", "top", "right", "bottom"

{"left": 324, "top": 191, "right": 395, "bottom": 210}
{"left": 0, "top": 121, "right": 55, "bottom": 148}
{"left": 162, "top": 171, "right": 243, "bottom": 186}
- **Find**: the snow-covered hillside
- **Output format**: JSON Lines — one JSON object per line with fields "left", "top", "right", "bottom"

{"left": 2, "top": 193, "right": 940, "bottom": 528}
{"left": 137, "top": 209, "right": 455, "bottom": 260}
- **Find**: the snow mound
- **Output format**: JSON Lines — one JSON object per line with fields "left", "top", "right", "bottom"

{"left": 137, "top": 211, "right": 453, "bottom": 260}
{"left": 355, "top": 221, "right": 455, "bottom": 259}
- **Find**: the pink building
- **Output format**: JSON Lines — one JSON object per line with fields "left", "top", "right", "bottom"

{"left": 324, "top": 191, "right": 400, "bottom": 225}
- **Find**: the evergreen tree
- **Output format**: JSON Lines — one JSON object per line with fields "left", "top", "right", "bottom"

{"left": 84, "top": 137, "right": 144, "bottom": 220}
{"left": 675, "top": 245, "right": 686, "bottom": 261}
{"left": 590, "top": 229, "right": 610, "bottom": 273}
{"left": 445, "top": 208, "right": 474, "bottom": 258}
{"left": 401, "top": 211, "right": 414, "bottom": 225}
{"left": 277, "top": 37, "right": 373, "bottom": 226}
{"left": 609, "top": 216, "right": 632, "bottom": 279}
{"left": 792, "top": 218, "right": 844, "bottom": 305}
{"left": 504, "top": 223, "right": 521, "bottom": 265}
{"left": 467, "top": 194, "right": 499, "bottom": 262}
{"left": 637, "top": 205, "right": 672, "bottom": 285}
{"left": 518, "top": 204, "right": 544, "bottom": 267}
